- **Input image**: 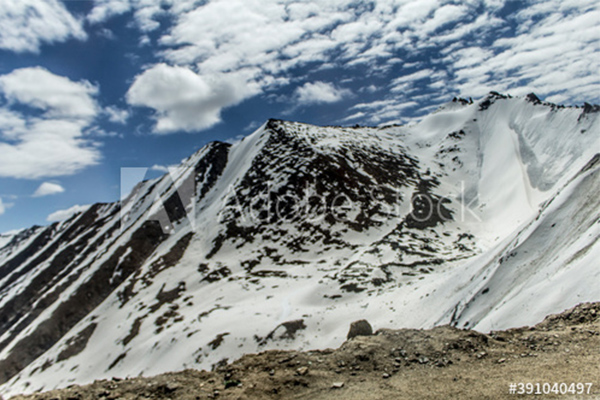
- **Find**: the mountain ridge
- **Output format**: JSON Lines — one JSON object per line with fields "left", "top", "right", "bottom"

{"left": 0, "top": 92, "right": 598, "bottom": 396}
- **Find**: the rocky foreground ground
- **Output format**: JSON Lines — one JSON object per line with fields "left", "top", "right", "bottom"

{"left": 7, "top": 302, "right": 600, "bottom": 400}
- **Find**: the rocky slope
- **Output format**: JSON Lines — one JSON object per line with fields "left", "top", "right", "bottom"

{"left": 0, "top": 93, "right": 599, "bottom": 396}
{"left": 8, "top": 302, "right": 600, "bottom": 400}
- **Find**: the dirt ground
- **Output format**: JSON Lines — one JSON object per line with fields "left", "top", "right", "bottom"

{"left": 7, "top": 302, "right": 600, "bottom": 400}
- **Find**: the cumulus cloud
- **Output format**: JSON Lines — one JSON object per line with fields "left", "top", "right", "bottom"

{"left": 0, "top": 198, "right": 5, "bottom": 216}
{"left": 47, "top": 204, "right": 91, "bottom": 222}
{"left": 33, "top": 182, "right": 65, "bottom": 197}
{"left": 0, "top": 67, "right": 99, "bottom": 119}
{"left": 295, "top": 81, "right": 351, "bottom": 105}
{"left": 0, "top": 0, "right": 86, "bottom": 53}
{"left": 126, "top": 64, "right": 259, "bottom": 133}
{"left": 0, "top": 67, "right": 102, "bottom": 179}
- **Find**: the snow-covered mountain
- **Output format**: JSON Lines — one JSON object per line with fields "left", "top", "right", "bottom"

{"left": 1, "top": 92, "right": 598, "bottom": 396}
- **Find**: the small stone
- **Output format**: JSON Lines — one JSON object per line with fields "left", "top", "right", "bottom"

{"left": 268, "top": 369, "right": 275, "bottom": 376}
{"left": 497, "top": 358, "right": 506, "bottom": 364}
{"left": 331, "top": 382, "right": 345, "bottom": 389}
{"left": 418, "top": 357, "right": 429, "bottom": 364}
{"left": 382, "top": 373, "right": 390, "bottom": 379}
{"left": 296, "top": 366, "right": 309, "bottom": 376}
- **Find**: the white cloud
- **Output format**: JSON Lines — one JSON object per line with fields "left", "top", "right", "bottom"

{"left": 0, "top": 0, "right": 86, "bottom": 53}
{"left": 98, "top": 28, "right": 117, "bottom": 40}
{"left": 114, "top": 0, "right": 489, "bottom": 124}
{"left": 159, "top": 0, "right": 341, "bottom": 69}
{"left": 0, "top": 67, "right": 102, "bottom": 179}
{"left": 88, "top": 0, "right": 131, "bottom": 24}
{"left": 351, "top": 99, "right": 420, "bottom": 124}
{"left": 446, "top": 2, "right": 600, "bottom": 100}
{"left": 47, "top": 204, "right": 91, "bottom": 222}
{"left": 294, "top": 81, "right": 351, "bottom": 105}
{"left": 149, "top": 164, "right": 178, "bottom": 173}
{"left": 421, "top": 4, "right": 470, "bottom": 34}
{"left": 89, "top": 0, "right": 185, "bottom": 31}
{"left": 93, "top": 0, "right": 599, "bottom": 126}
{"left": 105, "top": 106, "right": 130, "bottom": 124}
{"left": 126, "top": 64, "right": 259, "bottom": 133}
{"left": 0, "top": 119, "right": 102, "bottom": 179}
{"left": 0, "top": 108, "right": 26, "bottom": 140}
{"left": 0, "top": 197, "right": 15, "bottom": 216}
{"left": 341, "top": 111, "right": 366, "bottom": 122}
{"left": 0, "top": 67, "right": 99, "bottom": 119}
{"left": 345, "top": 0, "right": 599, "bottom": 124}
{"left": 33, "top": 182, "right": 65, "bottom": 197}
{"left": 391, "top": 69, "right": 435, "bottom": 91}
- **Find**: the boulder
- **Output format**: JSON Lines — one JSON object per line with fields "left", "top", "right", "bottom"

{"left": 347, "top": 319, "right": 373, "bottom": 339}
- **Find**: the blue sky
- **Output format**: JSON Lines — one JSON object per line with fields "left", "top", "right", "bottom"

{"left": 0, "top": 0, "right": 598, "bottom": 232}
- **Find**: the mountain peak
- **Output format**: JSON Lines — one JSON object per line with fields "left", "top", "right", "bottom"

{"left": 525, "top": 92, "right": 541, "bottom": 104}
